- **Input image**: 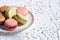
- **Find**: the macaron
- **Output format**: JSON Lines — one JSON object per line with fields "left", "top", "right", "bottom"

{"left": 5, "top": 7, "right": 16, "bottom": 18}
{"left": 13, "top": 13, "right": 27, "bottom": 25}
{"left": 0, "top": 6, "right": 9, "bottom": 12}
{"left": 0, "top": 13, "right": 5, "bottom": 24}
{"left": 4, "top": 19, "right": 18, "bottom": 30}
{"left": 16, "top": 7, "right": 28, "bottom": 16}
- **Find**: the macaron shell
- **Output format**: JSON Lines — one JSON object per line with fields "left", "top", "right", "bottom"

{"left": 0, "top": 6, "right": 9, "bottom": 12}
{"left": 0, "top": 13, "right": 5, "bottom": 24}
{"left": 16, "top": 7, "right": 28, "bottom": 16}
{"left": 13, "top": 13, "right": 27, "bottom": 25}
{"left": 4, "top": 19, "right": 18, "bottom": 27}
{"left": 5, "top": 7, "right": 16, "bottom": 18}
{"left": 5, "top": 26, "right": 17, "bottom": 31}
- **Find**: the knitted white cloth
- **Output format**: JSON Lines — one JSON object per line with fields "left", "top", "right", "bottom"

{"left": 0, "top": 0, "right": 59, "bottom": 40}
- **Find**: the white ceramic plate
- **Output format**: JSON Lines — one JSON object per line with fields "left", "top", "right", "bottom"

{"left": 0, "top": 6, "right": 34, "bottom": 34}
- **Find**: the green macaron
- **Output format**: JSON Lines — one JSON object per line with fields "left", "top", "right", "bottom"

{"left": 13, "top": 13, "right": 27, "bottom": 25}
{"left": 5, "top": 7, "right": 16, "bottom": 18}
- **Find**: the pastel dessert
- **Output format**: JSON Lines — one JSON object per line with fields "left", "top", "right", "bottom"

{"left": 13, "top": 13, "right": 27, "bottom": 25}
{"left": 16, "top": 7, "right": 28, "bottom": 16}
{"left": 0, "top": 6, "right": 28, "bottom": 31}
{"left": 0, "top": 13, "right": 5, "bottom": 24}
{"left": 0, "top": 6, "right": 9, "bottom": 12}
{"left": 5, "top": 7, "right": 16, "bottom": 18}
{"left": 4, "top": 19, "right": 18, "bottom": 30}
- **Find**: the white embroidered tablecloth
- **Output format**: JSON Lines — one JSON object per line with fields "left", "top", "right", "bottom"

{"left": 0, "top": 0, "right": 59, "bottom": 40}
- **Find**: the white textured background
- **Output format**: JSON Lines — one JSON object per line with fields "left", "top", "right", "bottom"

{"left": 0, "top": 0, "right": 59, "bottom": 40}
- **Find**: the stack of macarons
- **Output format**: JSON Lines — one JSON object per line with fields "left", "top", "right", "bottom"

{"left": 0, "top": 6, "right": 28, "bottom": 31}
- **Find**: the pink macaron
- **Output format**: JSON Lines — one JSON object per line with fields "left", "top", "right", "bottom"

{"left": 16, "top": 7, "right": 28, "bottom": 16}
{"left": 4, "top": 19, "right": 18, "bottom": 30}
